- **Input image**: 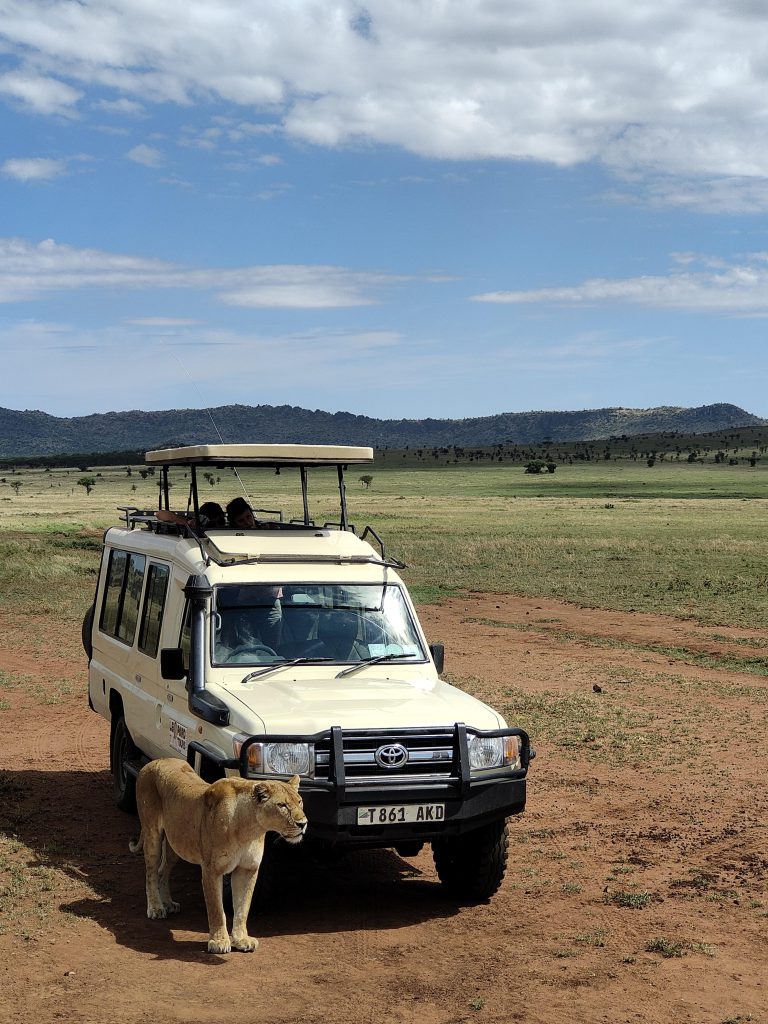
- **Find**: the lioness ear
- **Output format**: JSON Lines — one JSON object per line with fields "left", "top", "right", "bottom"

{"left": 254, "top": 783, "right": 271, "bottom": 803}
{"left": 288, "top": 774, "right": 300, "bottom": 790}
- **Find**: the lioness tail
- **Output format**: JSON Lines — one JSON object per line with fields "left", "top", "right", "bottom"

{"left": 128, "top": 832, "right": 144, "bottom": 854}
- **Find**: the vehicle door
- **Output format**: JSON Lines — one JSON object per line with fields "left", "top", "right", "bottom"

{"left": 157, "top": 595, "right": 200, "bottom": 764}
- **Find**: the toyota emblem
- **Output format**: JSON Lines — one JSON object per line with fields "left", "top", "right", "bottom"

{"left": 375, "top": 743, "right": 408, "bottom": 769}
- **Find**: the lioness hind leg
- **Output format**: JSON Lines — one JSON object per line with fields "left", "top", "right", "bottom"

{"left": 229, "top": 866, "right": 259, "bottom": 953}
{"left": 158, "top": 839, "right": 181, "bottom": 915}
{"left": 201, "top": 869, "right": 231, "bottom": 954}
{"left": 143, "top": 829, "right": 169, "bottom": 920}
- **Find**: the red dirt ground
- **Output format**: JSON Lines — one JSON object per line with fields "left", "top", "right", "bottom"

{"left": 0, "top": 595, "right": 766, "bottom": 1024}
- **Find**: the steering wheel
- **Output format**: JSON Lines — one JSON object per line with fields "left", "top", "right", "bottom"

{"left": 225, "top": 643, "right": 279, "bottom": 663}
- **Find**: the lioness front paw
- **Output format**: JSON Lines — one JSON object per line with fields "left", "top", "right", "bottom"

{"left": 231, "top": 934, "right": 259, "bottom": 953}
{"left": 164, "top": 900, "right": 181, "bottom": 914}
{"left": 147, "top": 905, "right": 167, "bottom": 920}
{"left": 207, "top": 934, "right": 232, "bottom": 955}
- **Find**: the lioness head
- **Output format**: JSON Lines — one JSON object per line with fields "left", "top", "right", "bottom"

{"left": 253, "top": 775, "right": 308, "bottom": 844}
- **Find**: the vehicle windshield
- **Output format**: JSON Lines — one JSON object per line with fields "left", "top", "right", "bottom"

{"left": 212, "top": 583, "right": 426, "bottom": 667}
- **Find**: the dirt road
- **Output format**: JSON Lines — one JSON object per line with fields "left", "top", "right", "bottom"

{"left": 1, "top": 595, "right": 766, "bottom": 1024}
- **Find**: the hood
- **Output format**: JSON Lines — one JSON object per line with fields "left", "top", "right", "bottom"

{"left": 219, "top": 671, "right": 504, "bottom": 734}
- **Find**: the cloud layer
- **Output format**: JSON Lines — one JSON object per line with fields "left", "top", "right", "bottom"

{"left": 0, "top": 237, "right": 408, "bottom": 308}
{"left": 473, "top": 253, "right": 768, "bottom": 314}
{"left": 1, "top": 0, "right": 767, "bottom": 183}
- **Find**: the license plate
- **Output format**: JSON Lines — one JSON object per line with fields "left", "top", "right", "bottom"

{"left": 357, "top": 804, "right": 445, "bottom": 826}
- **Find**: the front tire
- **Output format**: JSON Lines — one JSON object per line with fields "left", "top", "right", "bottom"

{"left": 111, "top": 715, "right": 138, "bottom": 813}
{"left": 432, "top": 819, "right": 509, "bottom": 901}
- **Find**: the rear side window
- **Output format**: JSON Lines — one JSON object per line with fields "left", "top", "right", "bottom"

{"left": 100, "top": 550, "right": 127, "bottom": 636}
{"left": 138, "top": 564, "right": 170, "bottom": 657}
{"left": 99, "top": 549, "right": 147, "bottom": 646}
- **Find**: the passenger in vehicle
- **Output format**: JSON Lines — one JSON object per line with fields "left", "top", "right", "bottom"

{"left": 284, "top": 593, "right": 320, "bottom": 642}
{"left": 226, "top": 496, "right": 257, "bottom": 529}
{"left": 317, "top": 609, "right": 368, "bottom": 661}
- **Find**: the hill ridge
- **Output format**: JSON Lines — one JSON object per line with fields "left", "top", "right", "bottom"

{"left": 0, "top": 402, "right": 763, "bottom": 457}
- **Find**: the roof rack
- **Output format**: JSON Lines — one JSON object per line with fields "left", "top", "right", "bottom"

{"left": 115, "top": 445, "right": 405, "bottom": 569}
{"left": 146, "top": 443, "right": 372, "bottom": 534}
{"left": 114, "top": 507, "right": 406, "bottom": 570}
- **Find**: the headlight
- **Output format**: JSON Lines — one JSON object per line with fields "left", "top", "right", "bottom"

{"left": 266, "top": 742, "right": 312, "bottom": 775}
{"left": 233, "top": 737, "right": 314, "bottom": 778}
{"left": 468, "top": 734, "right": 521, "bottom": 771}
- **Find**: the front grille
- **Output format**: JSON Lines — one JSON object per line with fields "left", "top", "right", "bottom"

{"left": 314, "top": 729, "right": 458, "bottom": 786}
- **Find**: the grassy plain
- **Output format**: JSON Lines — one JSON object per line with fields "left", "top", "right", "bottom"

{"left": 2, "top": 459, "right": 768, "bottom": 1022}
{"left": 1, "top": 459, "right": 767, "bottom": 627}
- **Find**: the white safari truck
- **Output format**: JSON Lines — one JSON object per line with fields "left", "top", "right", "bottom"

{"left": 85, "top": 444, "right": 532, "bottom": 900}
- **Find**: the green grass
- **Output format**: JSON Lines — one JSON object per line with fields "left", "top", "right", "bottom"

{"left": 2, "top": 461, "right": 768, "bottom": 627}
{"left": 605, "top": 889, "right": 654, "bottom": 909}
{"left": 645, "top": 937, "right": 715, "bottom": 958}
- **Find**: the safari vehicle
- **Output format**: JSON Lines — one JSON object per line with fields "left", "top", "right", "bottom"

{"left": 85, "top": 444, "right": 533, "bottom": 900}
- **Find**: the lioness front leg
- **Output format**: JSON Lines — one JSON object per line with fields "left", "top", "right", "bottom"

{"left": 229, "top": 866, "right": 259, "bottom": 952}
{"left": 201, "top": 869, "right": 231, "bottom": 954}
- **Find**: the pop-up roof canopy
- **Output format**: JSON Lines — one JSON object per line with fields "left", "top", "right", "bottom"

{"left": 146, "top": 443, "right": 373, "bottom": 467}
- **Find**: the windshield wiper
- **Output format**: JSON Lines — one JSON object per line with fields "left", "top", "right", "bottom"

{"left": 241, "top": 657, "right": 334, "bottom": 683}
{"left": 335, "top": 652, "right": 417, "bottom": 679}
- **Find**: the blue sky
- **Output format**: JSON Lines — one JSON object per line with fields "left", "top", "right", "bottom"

{"left": 1, "top": 0, "right": 768, "bottom": 421}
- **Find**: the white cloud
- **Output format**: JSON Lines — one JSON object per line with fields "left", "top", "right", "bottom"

{"left": 94, "top": 97, "right": 144, "bottom": 116}
{"left": 0, "top": 70, "right": 80, "bottom": 115}
{"left": 0, "top": 236, "right": 412, "bottom": 308}
{"left": 126, "top": 143, "right": 163, "bottom": 166}
{"left": 125, "top": 317, "right": 200, "bottom": 327}
{"left": 1, "top": 0, "right": 768, "bottom": 191}
{"left": 472, "top": 253, "right": 768, "bottom": 313}
{"left": 1, "top": 157, "right": 66, "bottom": 181}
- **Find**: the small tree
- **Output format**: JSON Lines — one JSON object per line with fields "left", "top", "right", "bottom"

{"left": 78, "top": 476, "right": 96, "bottom": 496}
{"left": 524, "top": 461, "right": 545, "bottom": 474}
{"left": 359, "top": 474, "right": 373, "bottom": 489}
{"left": 10, "top": 480, "right": 22, "bottom": 495}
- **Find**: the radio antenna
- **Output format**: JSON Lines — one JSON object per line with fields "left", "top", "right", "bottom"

{"left": 158, "top": 339, "right": 253, "bottom": 504}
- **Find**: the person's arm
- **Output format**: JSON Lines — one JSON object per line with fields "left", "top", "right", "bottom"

{"left": 156, "top": 509, "right": 193, "bottom": 527}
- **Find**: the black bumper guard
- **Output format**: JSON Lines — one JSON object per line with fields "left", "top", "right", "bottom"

{"left": 186, "top": 723, "right": 533, "bottom": 804}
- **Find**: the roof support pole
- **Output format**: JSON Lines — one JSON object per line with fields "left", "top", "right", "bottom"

{"left": 300, "top": 465, "right": 310, "bottom": 526}
{"left": 190, "top": 466, "right": 200, "bottom": 521}
{"left": 338, "top": 464, "right": 348, "bottom": 530}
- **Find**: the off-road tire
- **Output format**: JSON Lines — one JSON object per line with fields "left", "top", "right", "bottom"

{"left": 432, "top": 819, "right": 509, "bottom": 901}
{"left": 111, "top": 715, "right": 138, "bottom": 813}
{"left": 81, "top": 604, "right": 94, "bottom": 660}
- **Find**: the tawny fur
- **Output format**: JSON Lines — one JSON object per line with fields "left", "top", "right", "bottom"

{"left": 129, "top": 758, "right": 307, "bottom": 954}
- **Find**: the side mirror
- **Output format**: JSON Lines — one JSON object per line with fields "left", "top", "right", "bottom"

{"left": 160, "top": 647, "right": 187, "bottom": 680}
{"left": 429, "top": 642, "right": 445, "bottom": 674}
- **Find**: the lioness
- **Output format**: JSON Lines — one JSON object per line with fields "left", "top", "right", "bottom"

{"left": 129, "top": 758, "right": 307, "bottom": 953}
